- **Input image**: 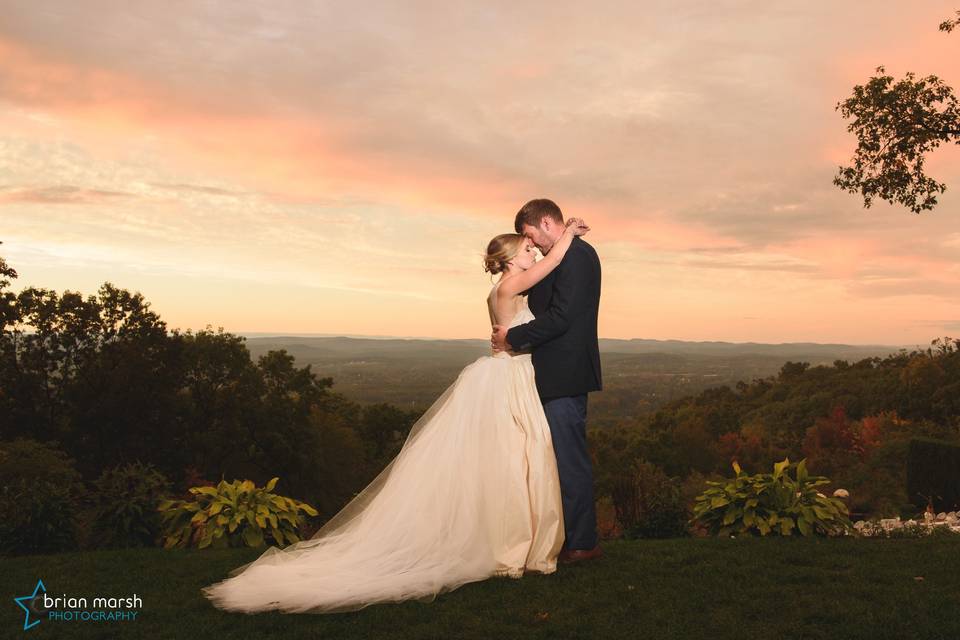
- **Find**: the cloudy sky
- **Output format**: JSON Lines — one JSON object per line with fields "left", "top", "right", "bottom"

{"left": 2, "top": 1, "right": 959, "bottom": 344}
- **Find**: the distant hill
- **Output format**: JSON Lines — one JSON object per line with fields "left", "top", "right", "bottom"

{"left": 596, "top": 338, "right": 909, "bottom": 359}
{"left": 239, "top": 335, "right": 909, "bottom": 424}
{"left": 243, "top": 334, "right": 907, "bottom": 361}
{"left": 243, "top": 335, "right": 490, "bottom": 361}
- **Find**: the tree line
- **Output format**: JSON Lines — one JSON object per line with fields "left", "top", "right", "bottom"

{"left": 0, "top": 245, "right": 419, "bottom": 520}
{"left": 4, "top": 244, "right": 959, "bottom": 530}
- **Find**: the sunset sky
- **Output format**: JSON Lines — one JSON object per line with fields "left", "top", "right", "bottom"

{"left": 2, "top": 1, "right": 959, "bottom": 345}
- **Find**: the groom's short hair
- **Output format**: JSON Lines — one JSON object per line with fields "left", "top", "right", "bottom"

{"left": 515, "top": 199, "right": 564, "bottom": 233}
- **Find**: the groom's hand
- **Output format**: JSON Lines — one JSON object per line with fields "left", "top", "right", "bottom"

{"left": 491, "top": 325, "right": 511, "bottom": 352}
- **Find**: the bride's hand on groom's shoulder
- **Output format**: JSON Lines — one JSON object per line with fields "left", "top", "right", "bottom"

{"left": 566, "top": 217, "right": 589, "bottom": 236}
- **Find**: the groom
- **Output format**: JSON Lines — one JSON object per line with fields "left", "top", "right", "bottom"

{"left": 491, "top": 198, "right": 603, "bottom": 564}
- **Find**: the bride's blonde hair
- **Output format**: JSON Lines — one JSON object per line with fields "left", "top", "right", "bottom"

{"left": 483, "top": 233, "right": 524, "bottom": 275}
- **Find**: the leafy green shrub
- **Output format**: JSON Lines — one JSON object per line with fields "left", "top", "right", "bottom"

{"left": 691, "top": 458, "right": 853, "bottom": 537}
{"left": 0, "top": 482, "right": 79, "bottom": 555}
{"left": 830, "top": 434, "right": 911, "bottom": 519}
{"left": 907, "top": 437, "right": 960, "bottom": 512}
{"left": 0, "top": 439, "right": 84, "bottom": 554}
{"left": 89, "top": 462, "right": 171, "bottom": 548}
{"left": 158, "top": 477, "right": 318, "bottom": 549}
{"left": 612, "top": 461, "right": 690, "bottom": 538}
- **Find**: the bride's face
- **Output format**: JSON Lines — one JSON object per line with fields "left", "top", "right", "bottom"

{"left": 510, "top": 238, "right": 538, "bottom": 270}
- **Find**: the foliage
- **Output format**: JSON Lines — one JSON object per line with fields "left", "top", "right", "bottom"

{"left": 941, "top": 9, "right": 960, "bottom": 33}
{"left": 834, "top": 67, "right": 960, "bottom": 213}
{"left": 246, "top": 351, "right": 371, "bottom": 516}
{"left": 0, "top": 439, "right": 84, "bottom": 555}
{"left": 610, "top": 461, "right": 690, "bottom": 538}
{"left": 0, "top": 483, "right": 79, "bottom": 556}
{"left": 0, "top": 249, "right": 381, "bottom": 515}
{"left": 158, "top": 477, "right": 318, "bottom": 549}
{"left": 1, "top": 280, "right": 179, "bottom": 478}
{"left": 715, "top": 422, "right": 785, "bottom": 474}
{"left": 0, "top": 241, "right": 17, "bottom": 330}
{"left": 801, "top": 405, "right": 867, "bottom": 477}
{"left": 834, "top": 15, "right": 959, "bottom": 213}
{"left": 831, "top": 429, "right": 912, "bottom": 519}
{"left": 4, "top": 240, "right": 960, "bottom": 549}
{"left": 589, "top": 336, "right": 960, "bottom": 522}
{"left": 907, "top": 437, "right": 960, "bottom": 511}
{"left": 89, "top": 461, "right": 171, "bottom": 548}
{"left": 359, "top": 403, "right": 419, "bottom": 467}
{"left": 691, "top": 458, "right": 853, "bottom": 537}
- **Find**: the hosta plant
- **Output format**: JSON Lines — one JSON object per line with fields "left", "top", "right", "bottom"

{"left": 691, "top": 458, "right": 853, "bottom": 537}
{"left": 159, "top": 477, "right": 318, "bottom": 549}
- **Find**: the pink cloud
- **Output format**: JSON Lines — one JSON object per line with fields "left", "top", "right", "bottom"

{"left": 0, "top": 37, "right": 534, "bottom": 219}
{"left": 0, "top": 185, "right": 132, "bottom": 204}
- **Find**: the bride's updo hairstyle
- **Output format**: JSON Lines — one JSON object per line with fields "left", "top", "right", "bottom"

{"left": 483, "top": 233, "right": 524, "bottom": 275}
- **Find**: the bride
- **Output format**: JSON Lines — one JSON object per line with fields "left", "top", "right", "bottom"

{"left": 202, "top": 217, "right": 590, "bottom": 614}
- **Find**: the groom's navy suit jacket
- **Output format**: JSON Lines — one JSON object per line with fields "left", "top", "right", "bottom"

{"left": 506, "top": 236, "right": 602, "bottom": 400}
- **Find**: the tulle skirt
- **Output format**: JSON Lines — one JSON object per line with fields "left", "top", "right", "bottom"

{"left": 202, "top": 352, "right": 564, "bottom": 614}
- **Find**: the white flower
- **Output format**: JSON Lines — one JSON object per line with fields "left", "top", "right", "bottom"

{"left": 832, "top": 488, "right": 849, "bottom": 498}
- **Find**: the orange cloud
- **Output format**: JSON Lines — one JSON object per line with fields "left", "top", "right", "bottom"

{"left": 0, "top": 37, "right": 536, "bottom": 220}
{"left": 0, "top": 185, "right": 132, "bottom": 204}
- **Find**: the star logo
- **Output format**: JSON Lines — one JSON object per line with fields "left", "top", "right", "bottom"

{"left": 13, "top": 579, "right": 46, "bottom": 631}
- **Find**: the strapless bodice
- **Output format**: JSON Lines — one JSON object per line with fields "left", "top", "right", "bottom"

{"left": 508, "top": 305, "right": 534, "bottom": 329}
{"left": 487, "top": 282, "right": 533, "bottom": 329}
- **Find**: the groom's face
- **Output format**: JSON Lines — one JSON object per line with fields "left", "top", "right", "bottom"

{"left": 520, "top": 218, "right": 560, "bottom": 255}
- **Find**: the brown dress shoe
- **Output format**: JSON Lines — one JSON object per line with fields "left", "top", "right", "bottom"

{"left": 558, "top": 544, "right": 603, "bottom": 564}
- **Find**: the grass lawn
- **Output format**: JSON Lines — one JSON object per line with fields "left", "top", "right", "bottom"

{"left": 5, "top": 536, "right": 960, "bottom": 640}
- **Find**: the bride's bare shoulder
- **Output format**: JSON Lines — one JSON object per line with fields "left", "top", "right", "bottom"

{"left": 495, "top": 276, "right": 518, "bottom": 298}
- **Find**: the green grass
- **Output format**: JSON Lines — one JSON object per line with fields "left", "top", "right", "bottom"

{"left": 5, "top": 537, "right": 960, "bottom": 640}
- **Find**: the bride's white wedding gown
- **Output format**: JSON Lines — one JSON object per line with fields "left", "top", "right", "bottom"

{"left": 202, "top": 286, "right": 564, "bottom": 614}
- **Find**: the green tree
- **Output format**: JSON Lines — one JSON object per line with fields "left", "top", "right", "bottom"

{"left": 358, "top": 403, "right": 418, "bottom": 467}
{"left": 0, "top": 244, "right": 22, "bottom": 437}
{"left": 0, "top": 248, "right": 440, "bottom": 530}
{"left": 0, "top": 241, "right": 17, "bottom": 329}
{"left": 174, "top": 326, "right": 263, "bottom": 481}
{"left": 834, "top": 12, "right": 960, "bottom": 213}
{"left": 63, "top": 285, "right": 173, "bottom": 476}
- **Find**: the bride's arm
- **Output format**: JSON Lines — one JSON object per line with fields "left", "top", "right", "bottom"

{"left": 497, "top": 218, "right": 589, "bottom": 298}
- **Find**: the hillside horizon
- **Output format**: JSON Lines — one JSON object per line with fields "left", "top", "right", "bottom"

{"left": 236, "top": 332, "right": 915, "bottom": 354}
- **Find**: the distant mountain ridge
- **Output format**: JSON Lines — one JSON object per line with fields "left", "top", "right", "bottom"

{"left": 240, "top": 334, "right": 910, "bottom": 361}
{"left": 597, "top": 338, "right": 910, "bottom": 358}
{"left": 237, "top": 334, "right": 916, "bottom": 421}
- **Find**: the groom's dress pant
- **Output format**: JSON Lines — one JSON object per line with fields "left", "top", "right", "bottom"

{"left": 542, "top": 394, "right": 598, "bottom": 551}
